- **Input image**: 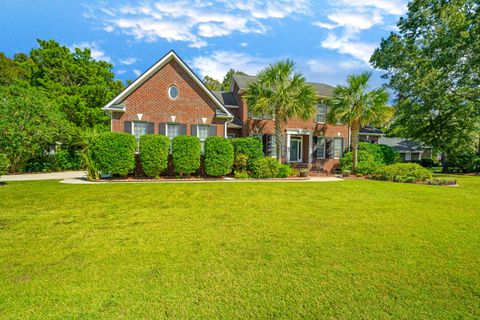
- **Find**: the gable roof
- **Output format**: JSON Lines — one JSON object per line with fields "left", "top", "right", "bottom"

{"left": 102, "top": 50, "right": 233, "bottom": 118}
{"left": 378, "top": 137, "right": 427, "bottom": 152}
{"left": 211, "top": 91, "right": 239, "bottom": 107}
{"left": 231, "top": 74, "right": 336, "bottom": 97}
{"left": 360, "top": 126, "right": 384, "bottom": 135}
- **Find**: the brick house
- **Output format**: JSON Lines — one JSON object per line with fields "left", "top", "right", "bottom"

{"left": 103, "top": 50, "right": 350, "bottom": 173}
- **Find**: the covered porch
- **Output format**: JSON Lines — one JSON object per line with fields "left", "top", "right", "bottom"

{"left": 285, "top": 129, "right": 314, "bottom": 165}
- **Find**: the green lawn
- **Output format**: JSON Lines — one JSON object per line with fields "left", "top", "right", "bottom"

{"left": 1, "top": 177, "right": 480, "bottom": 319}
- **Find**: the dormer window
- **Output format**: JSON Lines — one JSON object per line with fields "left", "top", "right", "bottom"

{"left": 168, "top": 85, "right": 178, "bottom": 100}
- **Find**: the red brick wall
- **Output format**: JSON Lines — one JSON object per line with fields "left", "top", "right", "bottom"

{"left": 111, "top": 58, "right": 226, "bottom": 136}
{"left": 231, "top": 90, "right": 350, "bottom": 173}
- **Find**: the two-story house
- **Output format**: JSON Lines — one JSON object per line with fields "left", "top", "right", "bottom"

{"left": 103, "top": 50, "right": 350, "bottom": 173}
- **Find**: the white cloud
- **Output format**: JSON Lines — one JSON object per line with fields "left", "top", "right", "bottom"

{"left": 70, "top": 42, "right": 112, "bottom": 63}
{"left": 191, "top": 51, "right": 267, "bottom": 80}
{"left": 116, "top": 69, "right": 126, "bottom": 75}
{"left": 240, "top": 42, "right": 248, "bottom": 47}
{"left": 321, "top": 33, "right": 377, "bottom": 64}
{"left": 89, "top": 1, "right": 309, "bottom": 48}
{"left": 313, "top": 0, "right": 407, "bottom": 65}
{"left": 133, "top": 69, "right": 142, "bottom": 77}
{"left": 120, "top": 57, "right": 138, "bottom": 65}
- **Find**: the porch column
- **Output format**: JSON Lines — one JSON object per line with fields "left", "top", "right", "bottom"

{"left": 286, "top": 133, "right": 291, "bottom": 163}
{"left": 308, "top": 132, "right": 313, "bottom": 164}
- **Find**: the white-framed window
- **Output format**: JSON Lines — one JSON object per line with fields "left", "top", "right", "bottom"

{"left": 168, "top": 85, "right": 178, "bottom": 100}
{"left": 197, "top": 125, "right": 210, "bottom": 153}
{"left": 316, "top": 137, "right": 326, "bottom": 159}
{"left": 316, "top": 104, "right": 327, "bottom": 123}
{"left": 333, "top": 137, "right": 343, "bottom": 159}
{"left": 166, "top": 123, "right": 181, "bottom": 140}
{"left": 227, "top": 133, "right": 235, "bottom": 139}
{"left": 132, "top": 121, "right": 148, "bottom": 140}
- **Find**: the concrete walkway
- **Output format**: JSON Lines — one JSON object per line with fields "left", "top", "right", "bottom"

{"left": 0, "top": 171, "right": 86, "bottom": 181}
{"left": 0, "top": 171, "right": 342, "bottom": 184}
{"left": 60, "top": 176, "right": 343, "bottom": 184}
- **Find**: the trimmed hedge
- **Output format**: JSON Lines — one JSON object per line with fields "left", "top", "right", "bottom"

{"left": 251, "top": 157, "right": 280, "bottom": 178}
{"left": 91, "top": 132, "right": 137, "bottom": 177}
{"left": 0, "top": 153, "right": 9, "bottom": 175}
{"left": 231, "top": 137, "right": 264, "bottom": 171}
{"left": 359, "top": 142, "right": 400, "bottom": 165}
{"left": 139, "top": 134, "right": 170, "bottom": 178}
{"left": 374, "top": 163, "right": 432, "bottom": 182}
{"left": 172, "top": 135, "right": 201, "bottom": 176}
{"left": 204, "top": 136, "right": 234, "bottom": 176}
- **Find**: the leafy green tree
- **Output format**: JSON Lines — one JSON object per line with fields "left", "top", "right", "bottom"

{"left": 222, "top": 69, "right": 246, "bottom": 90}
{"left": 0, "top": 52, "right": 27, "bottom": 86}
{"left": 370, "top": 0, "right": 480, "bottom": 171}
{"left": 0, "top": 85, "right": 71, "bottom": 172}
{"left": 203, "top": 75, "right": 221, "bottom": 91}
{"left": 244, "top": 60, "right": 318, "bottom": 162}
{"left": 28, "top": 39, "right": 124, "bottom": 129}
{"left": 327, "top": 72, "right": 392, "bottom": 172}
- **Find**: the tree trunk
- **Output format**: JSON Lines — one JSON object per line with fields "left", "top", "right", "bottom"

{"left": 441, "top": 152, "right": 448, "bottom": 173}
{"left": 351, "top": 122, "right": 360, "bottom": 173}
{"left": 275, "top": 117, "right": 283, "bottom": 163}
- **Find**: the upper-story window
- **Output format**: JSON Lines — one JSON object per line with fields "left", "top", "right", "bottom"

{"left": 316, "top": 104, "right": 327, "bottom": 123}
{"left": 168, "top": 85, "right": 178, "bottom": 100}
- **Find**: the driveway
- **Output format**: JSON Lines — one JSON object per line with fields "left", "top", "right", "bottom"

{"left": 0, "top": 171, "right": 86, "bottom": 181}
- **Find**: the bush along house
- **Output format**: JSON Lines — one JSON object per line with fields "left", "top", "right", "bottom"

{"left": 103, "top": 50, "right": 350, "bottom": 173}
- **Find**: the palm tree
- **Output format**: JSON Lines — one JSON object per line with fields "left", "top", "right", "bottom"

{"left": 327, "top": 72, "right": 392, "bottom": 172}
{"left": 244, "top": 60, "right": 318, "bottom": 162}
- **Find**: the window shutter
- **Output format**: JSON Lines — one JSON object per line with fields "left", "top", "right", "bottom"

{"left": 159, "top": 123, "right": 166, "bottom": 135}
{"left": 325, "top": 138, "right": 333, "bottom": 159}
{"left": 209, "top": 125, "right": 217, "bottom": 137}
{"left": 313, "top": 136, "right": 318, "bottom": 159}
{"left": 191, "top": 125, "right": 198, "bottom": 137}
{"left": 179, "top": 124, "right": 186, "bottom": 135}
{"left": 147, "top": 122, "right": 155, "bottom": 134}
{"left": 262, "top": 135, "right": 268, "bottom": 155}
{"left": 124, "top": 121, "right": 132, "bottom": 133}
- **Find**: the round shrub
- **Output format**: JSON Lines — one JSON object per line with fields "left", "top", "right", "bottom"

{"left": 0, "top": 153, "right": 10, "bottom": 175}
{"left": 251, "top": 157, "right": 280, "bottom": 178}
{"left": 231, "top": 137, "right": 263, "bottom": 171}
{"left": 139, "top": 134, "right": 170, "bottom": 178}
{"left": 375, "top": 163, "right": 432, "bottom": 182}
{"left": 234, "top": 170, "right": 250, "bottom": 179}
{"left": 91, "top": 132, "right": 137, "bottom": 177}
{"left": 277, "top": 164, "right": 293, "bottom": 178}
{"left": 172, "top": 135, "right": 201, "bottom": 176}
{"left": 234, "top": 154, "right": 248, "bottom": 172}
{"left": 204, "top": 136, "right": 234, "bottom": 177}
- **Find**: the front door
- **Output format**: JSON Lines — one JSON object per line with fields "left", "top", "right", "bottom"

{"left": 290, "top": 137, "right": 302, "bottom": 162}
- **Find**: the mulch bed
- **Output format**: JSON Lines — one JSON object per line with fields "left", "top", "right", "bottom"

{"left": 101, "top": 176, "right": 311, "bottom": 183}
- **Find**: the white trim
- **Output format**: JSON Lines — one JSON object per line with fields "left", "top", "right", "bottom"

{"left": 167, "top": 85, "right": 179, "bottom": 100}
{"left": 102, "top": 50, "right": 233, "bottom": 118}
{"left": 286, "top": 128, "right": 313, "bottom": 135}
{"left": 290, "top": 137, "right": 303, "bottom": 163}
{"left": 308, "top": 132, "right": 313, "bottom": 164}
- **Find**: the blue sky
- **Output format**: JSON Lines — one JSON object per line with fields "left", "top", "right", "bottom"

{"left": 0, "top": 0, "right": 407, "bottom": 87}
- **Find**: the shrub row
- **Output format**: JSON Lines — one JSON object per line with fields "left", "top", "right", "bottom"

{"left": 373, "top": 163, "right": 432, "bottom": 182}
{"left": 89, "top": 134, "right": 269, "bottom": 178}
{"left": 341, "top": 142, "right": 401, "bottom": 175}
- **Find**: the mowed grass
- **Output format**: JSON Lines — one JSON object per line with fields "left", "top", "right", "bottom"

{"left": 1, "top": 177, "right": 479, "bottom": 319}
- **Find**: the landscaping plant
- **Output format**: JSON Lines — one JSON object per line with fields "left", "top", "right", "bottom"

{"left": 251, "top": 157, "right": 280, "bottom": 178}
{"left": 277, "top": 164, "right": 293, "bottom": 178}
{"left": 139, "top": 134, "right": 170, "bottom": 178}
{"left": 172, "top": 135, "right": 201, "bottom": 176}
{"left": 0, "top": 153, "right": 9, "bottom": 176}
{"left": 374, "top": 163, "right": 432, "bottom": 182}
{"left": 231, "top": 137, "right": 263, "bottom": 171}
{"left": 204, "top": 136, "right": 234, "bottom": 177}
{"left": 90, "top": 132, "right": 137, "bottom": 177}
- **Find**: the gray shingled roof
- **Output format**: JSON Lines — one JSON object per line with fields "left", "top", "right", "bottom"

{"left": 232, "top": 74, "right": 335, "bottom": 96}
{"left": 360, "top": 126, "right": 384, "bottom": 135}
{"left": 378, "top": 137, "right": 425, "bottom": 152}
{"left": 212, "top": 91, "right": 239, "bottom": 106}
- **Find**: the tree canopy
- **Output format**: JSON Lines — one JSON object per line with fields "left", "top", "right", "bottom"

{"left": 370, "top": 0, "right": 480, "bottom": 163}
{"left": 244, "top": 60, "right": 318, "bottom": 161}
{"left": 327, "top": 72, "right": 392, "bottom": 172}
